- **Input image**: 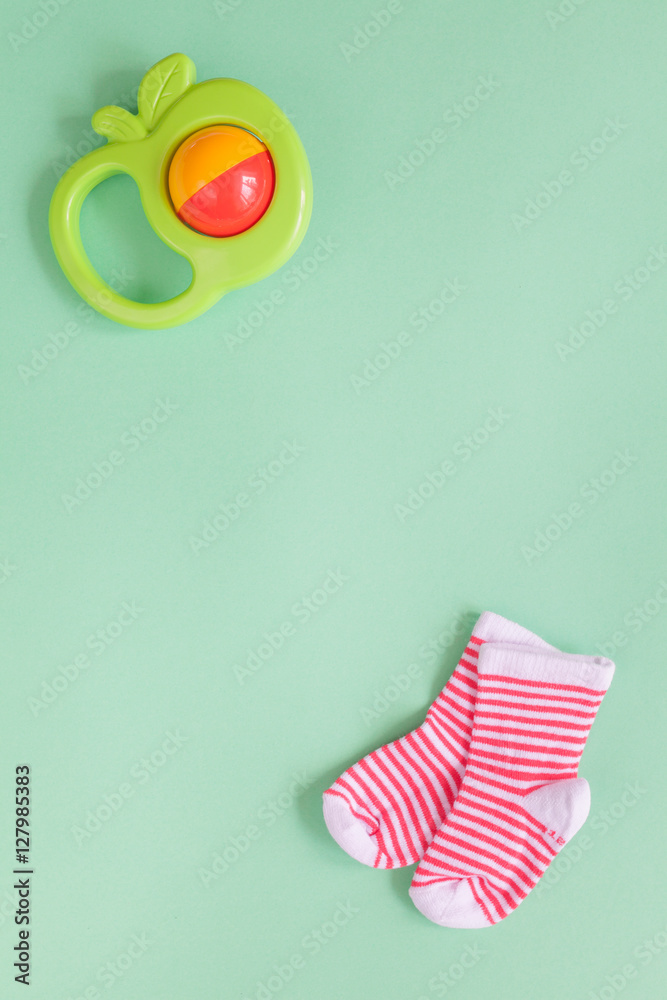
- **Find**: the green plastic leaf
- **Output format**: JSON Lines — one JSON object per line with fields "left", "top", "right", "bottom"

{"left": 137, "top": 53, "right": 196, "bottom": 131}
{"left": 91, "top": 105, "right": 147, "bottom": 143}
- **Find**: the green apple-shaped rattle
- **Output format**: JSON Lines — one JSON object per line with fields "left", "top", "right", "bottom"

{"left": 49, "top": 53, "right": 313, "bottom": 329}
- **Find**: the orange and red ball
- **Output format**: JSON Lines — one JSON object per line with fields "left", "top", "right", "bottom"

{"left": 168, "top": 125, "right": 275, "bottom": 237}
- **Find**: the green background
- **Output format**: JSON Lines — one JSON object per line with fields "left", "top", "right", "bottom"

{"left": 1, "top": 0, "right": 666, "bottom": 997}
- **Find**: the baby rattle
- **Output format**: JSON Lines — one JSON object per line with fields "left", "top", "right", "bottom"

{"left": 48, "top": 53, "right": 313, "bottom": 329}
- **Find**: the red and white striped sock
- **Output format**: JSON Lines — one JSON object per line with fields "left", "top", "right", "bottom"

{"left": 322, "top": 613, "right": 555, "bottom": 869}
{"left": 409, "top": 642, "right": 615, "bottom": 926}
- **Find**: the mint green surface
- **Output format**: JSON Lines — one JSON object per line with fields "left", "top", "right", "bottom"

{"left": 1, "top": 2, "right": 666, "bottom": 998}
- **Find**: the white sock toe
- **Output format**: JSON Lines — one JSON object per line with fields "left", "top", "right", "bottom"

{"left": 525, "top": 777, "right": 591, "bottom": 842}
{"left": 409, "top": 879, "right": 492, "bottom": 928}
{"left": 322, "top": 794, "right": 380, "bottom": 867}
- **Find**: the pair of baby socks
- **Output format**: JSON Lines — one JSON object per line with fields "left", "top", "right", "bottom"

{"left": 322, "top": 611, "right": 614, "bottom": 927}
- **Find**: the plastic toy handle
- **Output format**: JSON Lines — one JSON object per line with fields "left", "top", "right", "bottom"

{"left": 48, "top": 146, "right": 221, "bottom": 330}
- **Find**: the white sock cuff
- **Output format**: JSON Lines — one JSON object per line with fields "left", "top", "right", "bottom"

{"left": 471, "top": 611, "right": 556, "bottom": 649}
{"left": 477, "top": 642, "right": 615, "bottom": 693}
